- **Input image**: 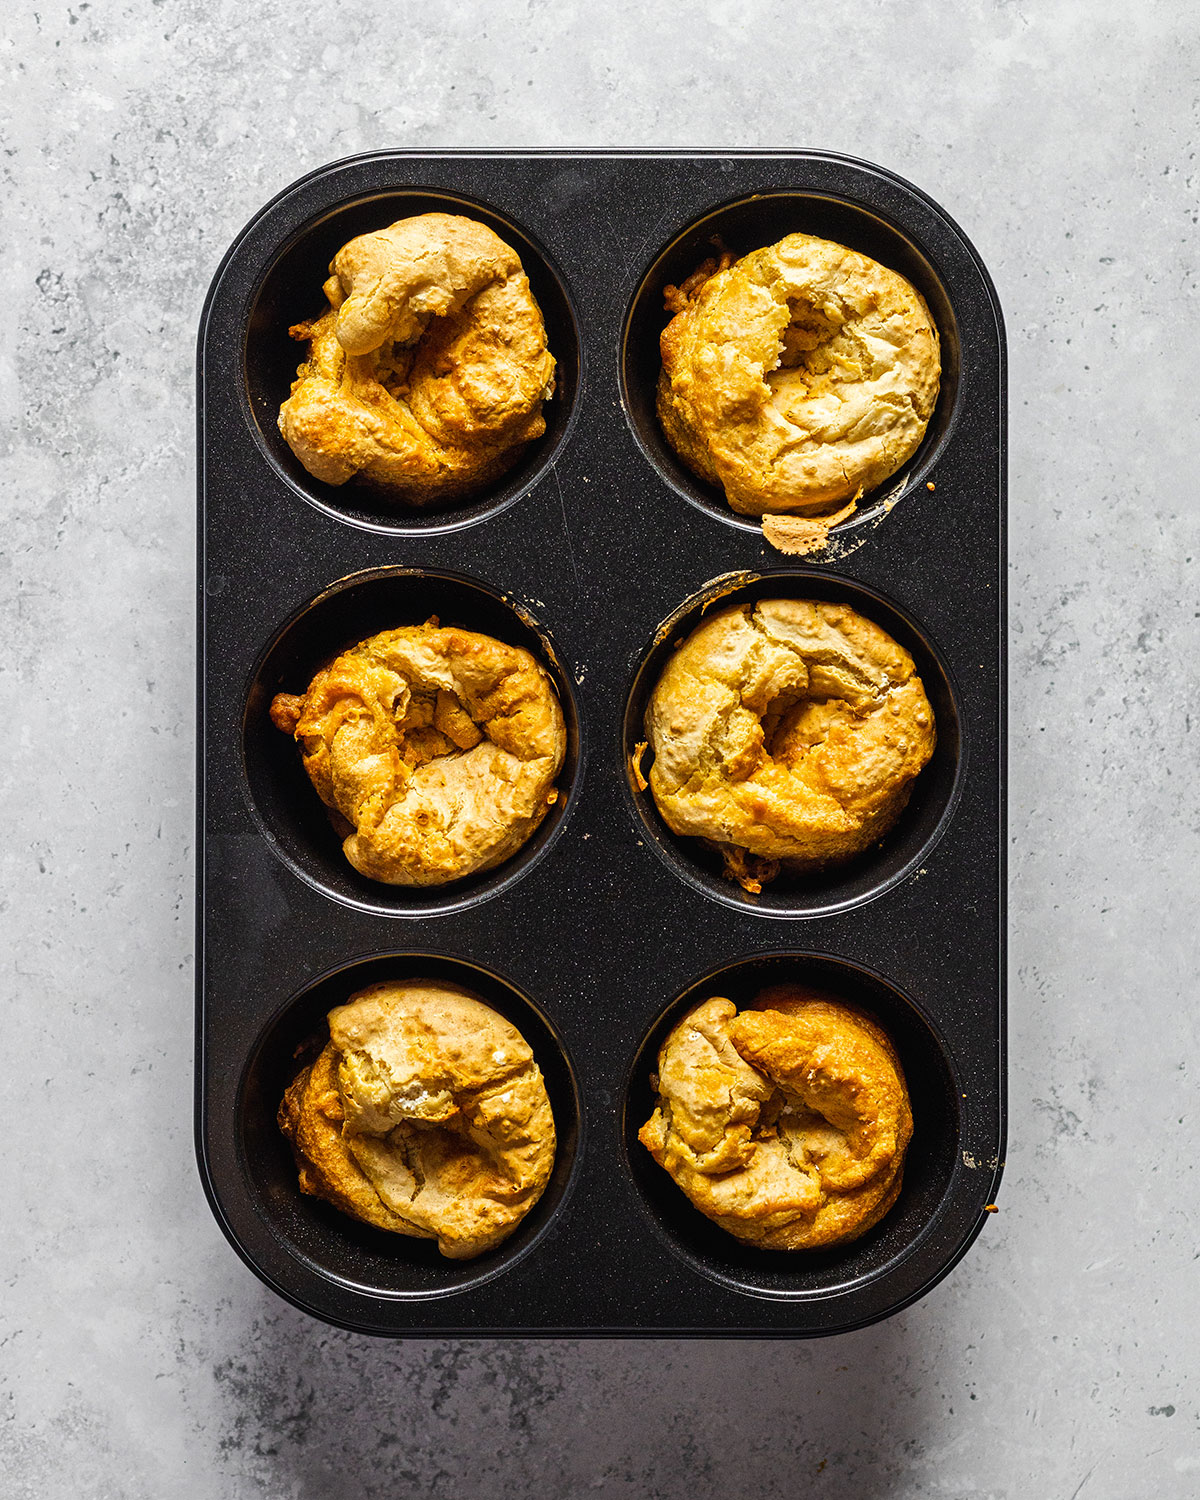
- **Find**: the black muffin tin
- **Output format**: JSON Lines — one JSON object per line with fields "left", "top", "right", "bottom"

{"left": 196, "top": 151, "right": 1006, "bottom": 1336}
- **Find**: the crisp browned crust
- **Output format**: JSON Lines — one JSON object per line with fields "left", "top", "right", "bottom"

{"left": 278, "top": 213, "right": 555, "bottom": 503}
{"left": 638, "top": 986, "right": 913, "bottom": 1250}
{"left": 279, "top": 1042, "right": 427, "bottom": 1236}
{"left": 657, "top": 232, "right": 939, "bottom": 544}
{"left": 271, "top": 618, "right": 566, "bottom": 886}
{"left": 643, "top": 597, "right": 935, "bottom": 881}
{"left": 279, "top": 981, "right": 556, "bottom": 1260}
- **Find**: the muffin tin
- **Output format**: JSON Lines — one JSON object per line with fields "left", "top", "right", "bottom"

{"left": 196, "top": 150, "right": 1006, "bottom": 1336}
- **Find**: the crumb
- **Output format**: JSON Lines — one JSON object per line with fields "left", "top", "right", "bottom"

{"left": 662, "top": 247, "right": 735, "bottom": 313}
{"left": 269, "top": 693, "right": 305, "bottom": 735}
{"left": 718, "top": 844, "right": 779, "bottom": 893}
{"left": 631, "top": 741, "right": 649, "bottom": 792}
{"left": 762, "top": 498, "right": 857, "bottom": 555}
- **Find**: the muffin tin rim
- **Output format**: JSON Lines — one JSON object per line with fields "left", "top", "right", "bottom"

{"left": 199, "top": 146, "right": 1006, "bottom": 320}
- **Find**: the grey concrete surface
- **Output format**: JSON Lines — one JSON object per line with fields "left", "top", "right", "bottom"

{"left": 2, "top": 1, "right": 1198, "bottom": 1495}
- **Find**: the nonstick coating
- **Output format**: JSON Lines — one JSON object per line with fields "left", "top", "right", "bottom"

{"left": 197, "top": 151, "right": 1006, "bottom": 1336}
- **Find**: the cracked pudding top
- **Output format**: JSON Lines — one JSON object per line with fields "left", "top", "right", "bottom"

{"left": 656, "top": 233, "right": 939, "bottom": 552}
{"left": 279, "top": 980, "right": 556, "bottom": 1260}
{"left": 270, "top": 617, "right": 566, "bottom": 887}
{"left": 639, "top": 985, "right": 912, "bottom": 1250}
{"left": 642, "top": 597, "right": 935, "bottom": 890}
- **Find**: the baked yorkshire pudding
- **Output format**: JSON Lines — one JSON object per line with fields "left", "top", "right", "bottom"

{"left": 270, "top": 618, "right": 566, "bottom": 886}
{"left": 279, "top": 981, "right": 556, "bottom": 1259}
{"left": 657, "top": 233, "right": 940, "bottom": 553}
{"left": 278, "top": 213, "right": 556, "bottom": 504}
{"left": 639, "top": 986, "right": 912, "bottom": 1250}
{"left": 642, "top": 597, "right": 935, "bottom": 891}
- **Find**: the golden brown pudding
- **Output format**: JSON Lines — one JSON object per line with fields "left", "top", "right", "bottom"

{"left": 279, "top": 980, "right": 556, "bottom": 1259}
{"left": 642, "top": 597, "right": 935, "bottom": 891}
{"left": 657, "top": 233, "right": 940, "bottom": 552}
{"left": 278, "top": 213, "right": 556, "bottom": 504}
{"left": 639, "top": 985, "right": 912, "bottom": 1250}
{"left": 270, "top": 618, "right": 566, "bottom": 886}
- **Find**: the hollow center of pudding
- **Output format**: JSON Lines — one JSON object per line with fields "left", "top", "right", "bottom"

{"left": 765, "top": 698, "right": 861, "bottom": 768}
{"left": 759, "top": 1087, "right": 851, "bottom": 1168}
{"left": 777, "top": 300, "right": 839, "bottom": 367}
{"left": 393, "top": 687, "right": 484, "bottom": 768}
{"left": 372, "top": 340, "right": 417, "bottom": 399}
{"left": 767, "top": 299, "right": 864, "bottom": 413}
{"left": 758, "top": 666, "right": 869, "bottom": 766}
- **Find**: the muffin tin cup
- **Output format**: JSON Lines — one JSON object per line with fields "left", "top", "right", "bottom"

{"left": 241, "top": 565, "right": 584, "bottom": 917}
{"left": 623, "top": 952, "right": 965, "bottom": 1301}
{"left": 198, "top": 151, "right": 1005, "bottom": 1336}
{"left": 622, "top": 568, "right": 966, "bottom": 919}
{"left": 621, "top": 189, "right": 962, "bottom": 545}
{"left": 238, "top": 953, "right": 583, "bottom": 1300}
{"left": 243, "top": 187, "right": 582, "bottom": 535}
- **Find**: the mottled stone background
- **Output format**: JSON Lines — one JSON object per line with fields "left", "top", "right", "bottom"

{"left": 3, "top": 2, "right": 1197, "bottom": 1495}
